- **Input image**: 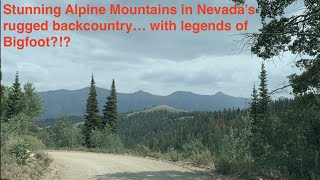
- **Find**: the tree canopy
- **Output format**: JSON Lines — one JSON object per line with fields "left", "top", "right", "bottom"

{"left": 233, "top": 0, "right": 319, "bottom": 95}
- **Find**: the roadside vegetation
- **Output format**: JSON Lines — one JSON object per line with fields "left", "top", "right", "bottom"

{"left": 0, "top": 73, "right": 52, "bottom": 180}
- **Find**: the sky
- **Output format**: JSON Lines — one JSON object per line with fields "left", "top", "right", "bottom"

{"left": 1, "top": 0, "right": 302, "bottom": 98}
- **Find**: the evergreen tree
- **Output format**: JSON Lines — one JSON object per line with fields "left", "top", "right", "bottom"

{"left": 5, "top": 71, "right": 23, "bottom": 120}
{"left": 0, "top": 85, "right": 8, "bottom": 121}
{"left": 83, "top": 74, "right": 100, "bottom": 148}
{"left": 250, "top": 85, "right": 258, "bottom": 122}
{"left": 258, "top": 63, "right": 270, "bottom": 116}
{"left": 102, "top": 79, "right": 118, "bottom": 134}
{"left": 250, "top": 63, "right": 273, "bottom": 163}
{"left": 250, "top": 84, "right": 264, "bottom": 162}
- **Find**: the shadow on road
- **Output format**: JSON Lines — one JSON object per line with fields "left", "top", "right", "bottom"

{"left": 94, "top": 170, "right": 212, "bottom": 180}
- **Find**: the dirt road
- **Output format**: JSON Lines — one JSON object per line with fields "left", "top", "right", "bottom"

{"left": 46, "top": 151, "right": 229, "bottom": 180}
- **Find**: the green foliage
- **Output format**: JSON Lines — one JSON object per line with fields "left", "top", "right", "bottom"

{"left": 229, "top": 3, "right": 318, "bottom": 176}
{"left": 273, "top": 94, "right": 320, "bottom": 177}
{"left": 290, "top": 56, "right": 320, "bottom": 96}
{"left": 166, "top": 147, "right": 181, "bottom": 162}
{"left": 232, "top": 0, "right": 319, "bottom": 69}
{"left": 52, "top": 116, "right": 83, "bottom": 149}
{"left": 0, "top": 74, "right": 51, "bottom": 180}
{"left": 102, "top": 79, "right": 118, "bottom": 134}
{"left": 22, "top": 83, "right": 43, "bottom": 118}
{"left": 10, "top": 142, "right": 30, "bottom": 165}
{"left": 250, "top": 64, "right": 273, "bottom": 163}
{"left": 188, "top": 151, "right": 213, "bottom": 166}
{"left": 6, "top": 113, "right": 35, "bottom": 134}
{"left": 0, "top": 85, "right": 9, "bottom": 121}
{"left": 181, "top": 139, "right": 210, "bottom": 159}
{"left": 5, "top": 72, "right": 23, "bottom": 120}
{"left": 258, "top": 63, "right": 270, "bottom": 115}
{"left": 1, "top": 121, "right": 50, "bottom": 179}
{"left": 165, "top": 140, "right": 213, "bottom": 165}
{"left": 37, "top": 128, "right": 57, "bottom": 148}
{"left": 90, "top": 127, "right": 124, "bottom": 153}
{"left": 36, "top": 115, "right": 84, "bottom": 127}
{"left": 37, "top": 116, "right": 83, "bottom": 149}
{"left": 83, "top": 75, "right": 101, "bottom": 148}
{"left": 1, "top": 80, "right": 42, "bottom": 124}
{"left": 215, "top": 115, "right": 253, "bottom": 175}
{"left": 133, "top": 144, "right": 153, "bottom": 156}
{"left": 250, "top": 85, "right": 258, "bottom": 122}
{"left": 22, "top": 135, "right": 46, "bottom": 151}
{"left": 119, "top": 110, "right": 243, "bottom": 153}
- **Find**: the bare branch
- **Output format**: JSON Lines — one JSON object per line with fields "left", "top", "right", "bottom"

{"left": 269, "top": 84, "right": 292, "bottom": 95}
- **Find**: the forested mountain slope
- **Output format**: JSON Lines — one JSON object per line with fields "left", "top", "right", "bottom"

{"left": 38, "top": 87, "right": 249, "bottom": 118}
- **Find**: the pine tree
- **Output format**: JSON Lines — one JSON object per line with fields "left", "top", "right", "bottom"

{"left": 250, "top": 85, "right": 258, "bottom": 122}
{"left": 258, "top": 63, "right": 270, "bottom": 116}
{"left": 83, "top": 74, "right": 100, "bottom": 148}
{"left": 5, "top": 71, "right": 23, "bottom": 120}
{"left": 102, "top": 79, "right": 118, "bottom": 134}
{"left": 250, "top": 63, "right": 272, "bottom": 163}
{"left": 250, "top": 84, "right": 264, "bottom": 161}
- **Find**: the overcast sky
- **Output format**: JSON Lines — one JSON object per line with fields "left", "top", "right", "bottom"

{"left": 2, "top": 0, "right": 302, "bottom": 98}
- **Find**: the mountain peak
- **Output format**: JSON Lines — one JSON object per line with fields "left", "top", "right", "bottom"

{"left": 169, "top": 91, "right": 196, "bottom": 96}
{"left": 126, "top": 105, "right": 186, "bottom": 117}
{"left": 133, "top": 90, "right": 151, "bottom": 95}
{"left": 214, "top": 91, "right": 225, "bottom": 96}
{"left": 135, "top": 90, "right": 146, "bottom": 93}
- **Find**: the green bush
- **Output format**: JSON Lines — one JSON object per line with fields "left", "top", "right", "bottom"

{"left": 23, "top": 135, "right": 46, "bottom": 151}
{"left": 181, "top": 139, "right": 210, "bottom": 158}
{"left": 215, "top": 116, "right": 254, "bottom": 176}
{"left": 166, "top": 147, "right": 181, "bottom": 162}
{"left": 215, "top": 155, "right": 232, "bottom": 174}
{"left": 133, "top": 144, "right": 152, "bottom": 156}
{"left": 91, "top": 128, "right": 124, "bottom": 153}
{"left": 52, "top": 116, "right": 83, "bottom": 149}
{"left": 188, "top": 151, "right": 213, "bottom": 166}
{"left": 215, "top": 156, "right": 254, "bottom": 176}
{"left": 10, "top": 142, "right": 30, "bottom": 165}
{"left": 7, "top": 113, "right": 34, "bottom": 134}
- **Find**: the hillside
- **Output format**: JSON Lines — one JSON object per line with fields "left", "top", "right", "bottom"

{"left": 38, "top": 87, "right": 249, "bottom": 118}
{"left": 126, "top": 105, "right": 185, "bottom": 117}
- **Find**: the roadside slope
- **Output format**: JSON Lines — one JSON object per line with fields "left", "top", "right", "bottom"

{"left": 46, "top": 151, "right": 232, "bottom": 180}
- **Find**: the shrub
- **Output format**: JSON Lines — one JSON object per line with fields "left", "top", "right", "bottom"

{"left": 52, "top": 116, "right": 83, "bottom": 149}
{"left": 90, "top": 128, "right": 124, "bottom": 153}
{"left": 133, "top": 144, "right": 152, "bottom": 156}
{"left": 188, "top": 151, "right": 213, "bottom": 166}
{"left": 215, "top": 155, "right": 232, "bottom": 174}
{"left": 215, "top": 116, "right": 254, "bottom": 176}
{"left": 181, "top": 139, "right": 210, "bottom": 158}
{"left": 7, "top": 113, "right": 34, "bottom": 134}
{"left": 10, "top": 142, "right": 30, "bottom": 165}
{"left": 23, "top": 135, "right": 46, "bottom": 151}
{"left": 166, "top": 147, "right": 181, "bottom": 162}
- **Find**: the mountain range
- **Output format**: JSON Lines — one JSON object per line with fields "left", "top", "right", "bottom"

{"left": 38, "top": 87, "right": 250, "bottom": 118}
